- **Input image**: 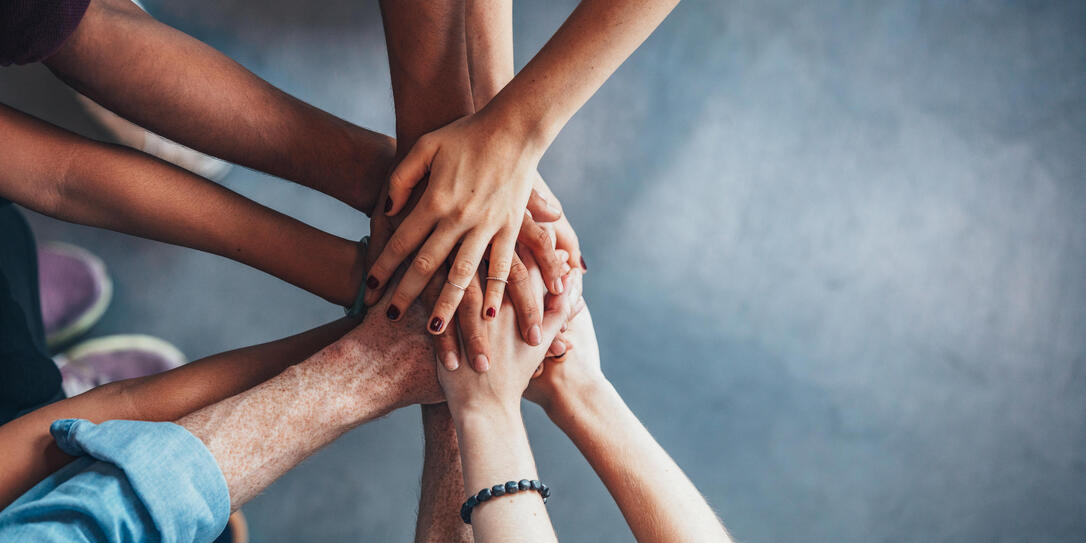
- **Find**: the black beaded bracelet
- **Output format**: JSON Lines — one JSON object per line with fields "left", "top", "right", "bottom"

{"left": 460, "top": 479, "right": 551, "bottom": 524}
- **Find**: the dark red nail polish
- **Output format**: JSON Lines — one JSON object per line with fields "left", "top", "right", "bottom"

{"left": 486, "top": 307, "right": 496, "bottom": 318}
{"left": 429, "top": 317, "right": 443, "bottom": 332}
{"left": 386, "top": 305, "right": 400, "bottom": 320}
{"left": 383, "top": 197, "right": 392, "bottom": 213}
{"left": 366, "top": 276, "right": 379, "bottom": 290}
{"left": 580, "top": 256, "right": 587, "bottom": 271}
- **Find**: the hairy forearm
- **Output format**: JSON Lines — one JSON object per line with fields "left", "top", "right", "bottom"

{"left": 0, "top": 317, "right": 356, "bottom": 509}
{"left": 453, "top": 403, "right": 556, "bottom": 543}
{"left": 414, "top": 404, "right": 473, "bottom": 543}
{"left": 482, "top": 0, "right": 679, "bottom": 153}
{"left": 178, "top": 324, "right": 413, "bottom": 510}
{"left": 45, "top": 0, "right": 393, "bottom": 213}
{"left": 0, "top": 105, "right": 364, "bottom": 306}
{"left": 547, "top": 380, "right": 731, "bottom": 542}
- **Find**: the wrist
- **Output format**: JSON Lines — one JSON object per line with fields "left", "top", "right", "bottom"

{"left": 544, "top": 375, "right": 615, "bottom": 429}
{"left": 450, "top": 395, "right": 522, "bottom": 429}
{"left": 477, "top": 95, "right": 552, "bottom": 160}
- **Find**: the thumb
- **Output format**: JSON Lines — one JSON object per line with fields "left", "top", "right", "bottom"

{"left": 526, "top": 188, "right": 562, "bottom": 223}
{"left": 539, "top": 269, "right": 583, "bottom": 338}
{"left": 386, "top": 137, "right": 437, "bottom": 215}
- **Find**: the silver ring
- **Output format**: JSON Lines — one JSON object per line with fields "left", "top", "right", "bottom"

{"left": 486, "top": 276, "right": 508, "bottom": 284}
{"left": 446, "top": 279, "right": 468, "bottom": 291}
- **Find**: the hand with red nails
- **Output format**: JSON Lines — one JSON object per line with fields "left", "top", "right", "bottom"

{"left": 436, "top": 265, "right": 583, "bottom": 412}
{"left": 364, "top": 112, "right": 564, "bottom": 339}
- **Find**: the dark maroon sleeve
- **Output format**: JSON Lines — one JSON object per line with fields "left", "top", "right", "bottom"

{"left": 1, "top": 0, "right": 92, "bottom": 66}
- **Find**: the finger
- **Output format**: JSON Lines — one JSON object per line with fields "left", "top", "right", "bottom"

{"left": 482, "top": 228, "right": 517, "bottom": 321}
{"left": 384, "top": 224, "right": 462, "bottom": 321}
{"left": 546, "top": 336, "right": 567, "bottom": 358}
{"left": 506, "top": 253, "right": 542, "bottom": 346}
{"left": 554, "top": 216, "right": 585, "bottom": 273}
{"left": 525, "top": 188, "right": 562, "bottom": 223}
{"left": 532, "top": 363, "right": 545, "bottom": 379}
{"left": 428, "top": 230, "right": 491, "bottom": 334}
{"left": 519, "top": 215, "right": 564, "bottom": 295}
{"left": 365, "top": 210, "right": 438, "bottom": 306}
{"left": 421, "top": 262, "right": 461, "bottom": 371}
{"left": 457, "top": 276, "right": 491, "bottom": 372}
{"left": 386, "top": 136, "right": 438, "bottom": 216}
{"left": 541, "top": 269, "right": 583, "bottom": 339}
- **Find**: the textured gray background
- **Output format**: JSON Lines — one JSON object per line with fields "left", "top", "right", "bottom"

{"left": 2, "top": 0, "right": 1085, "bottom": 541}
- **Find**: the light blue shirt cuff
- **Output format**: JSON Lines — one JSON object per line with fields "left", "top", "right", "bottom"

{"left": 0, "top": 418, "right": 230, "bottom": 543}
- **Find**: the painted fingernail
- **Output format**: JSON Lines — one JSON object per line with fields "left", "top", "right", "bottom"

{"left": 475, "top": 354, "right": 490, "bottom": 372}
{"left": 443, "top": 351, "right": 459, "bottom": 371}
{"left": 429, "top": 317, "right": 443, "bottom": 332}
{"left": 386, "top": 305, "right": 400, "bottom": 320}
{"left": 383, "top": 196, "right": 392, "bottom": 213}
{"left": 528, "top": 324, "right": 542, "bottom": 346}
{"left": 485, "top": 307, "right": 496, "bottom": 319}
{"left": 580, "top": 256, "right": 587, "bottom": 271}
{"left": 366, "top": 275, "right": 379, "bottom": 290}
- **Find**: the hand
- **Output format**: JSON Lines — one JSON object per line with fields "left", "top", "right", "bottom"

{"left": 524, "top": 305, "right": 605, "bottom": 415}
{"left": 365, "top": 112, "right": 562, "bottom": 337}
{"left": 334, "top": 270, "right": 447, "bottom": 409}
{"left": 438, "top": 263, "right": 583, "bottom": 414}
{"left": 531, "top": 176, "right": 586, "bottom": 273}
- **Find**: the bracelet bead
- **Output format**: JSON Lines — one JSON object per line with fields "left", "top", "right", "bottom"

{"left": 461, "top": 479, "right": 551, "bottom": 524}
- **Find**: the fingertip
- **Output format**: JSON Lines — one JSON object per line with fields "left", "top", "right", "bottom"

{"left": 442, "top": 351, "right": 459, "bottom": 371}
{"left": 527, "top": 324, "right": 542, "bottom": 346}
{"left": 474, "top": 354, "right": 490, "bottom": 372}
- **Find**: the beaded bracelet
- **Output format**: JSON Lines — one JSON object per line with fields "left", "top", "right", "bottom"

{"left": 460, "top": 479, "right": 551, "bottom": 524}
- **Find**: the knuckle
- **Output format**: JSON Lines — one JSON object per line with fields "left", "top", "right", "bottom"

{"left": 533, "top": 228, "right": 551, "bottom": 248}
{"left": 451, "top": 259, "right": 476, "bottom": 279}
{"left": 387, "top": 235, "right": 413, "bottom": 259}
{"left": 489, "top": 258, "right": 512, "bottom": 277}
{"left": 411, "top": 254, "right": 439, "bottom": 275}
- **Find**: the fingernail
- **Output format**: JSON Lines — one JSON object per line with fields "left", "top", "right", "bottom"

{"left": 383, "top": 196, "right": 392, "bottom": 213}
{"left": 553, "top": 279, "right": 564, "bottom": 294}
{"left": 485, "top": 307, "right": 496, "bottom": 319}
{"left": 386, "top": 305, "right": 400, "bottom": 320}
{"left": 528, "top": 324, "right": 542, "bottom": 346}
{"left": 443, "top": 351, "right": 459, "bottom": 371}
{"left": 547, "top": 204, "right": 560, "bottom": 216}
{"left": 580, "top": 256, "right": 587, "bottom": 271}
{"left": 429, "top": 317, "right": 443, "bottom": 333}
{"left": 475, "top": 354, "right": 490, "bottom": 372}
{"left": 366, "top": 276, "right": 379, "bottom": 290}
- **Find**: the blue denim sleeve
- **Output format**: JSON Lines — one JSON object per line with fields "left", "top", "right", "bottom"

{"left": 0, "top": 418, "right": 230, "bottom": 543}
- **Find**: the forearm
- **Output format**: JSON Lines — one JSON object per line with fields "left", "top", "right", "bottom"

{"left": 482, "top": 0, "right": 679, "bottom": 152}
{"left": 414, "top": 404, "right": 473, "bottom": 543}
{"left": 0, "top": 105, "right": 364, "bottom": 306}
{"left": 380, "top": 0, "right": 475, "bottom": 153}
{"left": 178, "top": 329, "right": 407, "bottom": 510}
{"left": 45, "top": 0, "right": 393, "bottom": 213}
{"left": 0, "top": 317, "right": 357, "bottom": 509}
{"left": 453, "top": 403, "right": 556, "bottom": 543}
{"left": 547, "top": 380, "right": 731, "bottom": 542}
{"left": 465, "top": 0, "right": 514, "bottom": 109}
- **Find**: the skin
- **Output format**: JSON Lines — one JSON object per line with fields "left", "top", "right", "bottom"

{"left": 438, "top": 263, "right": 583, "bottom": 543}
{"left": 178, "top": 268, "right": 574, "bottom": 512}
{"left": 0, "top": 104, "right": 366, "bottom": 307}
{"left": 369, "top": 1, "right": 572, "bottom": 365}
{"left": 368, "top": 0, "right": 676, "bottom": 332}
{"left": 43, "top": 0, "right": 394, "bottom": 214}
{"left": 414, "top": 404, "right": 473, "bottom": 543}
{"left": 0, "top": 317, "right": 360, "bottom": 509}
{"left": 525, "top": 308, "right": 733, "bottom": 542}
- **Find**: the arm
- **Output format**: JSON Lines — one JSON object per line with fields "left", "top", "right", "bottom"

{"left": 414, "top": 404, "right": 473, "bottom": 543}
{"left": 44, "top": 0, "right": 394, "bottom": 214}
{"left": 526, "top": 309, "right": 732, "bottom": 542}
{"left": 0, "top": 316, "right": 358, "bottom": 509}
{"left": 0, "top": 104, "right": 365, "bottom": 306}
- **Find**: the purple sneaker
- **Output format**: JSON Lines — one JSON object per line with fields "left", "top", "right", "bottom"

{"left": 54, "top": 335, "right": 186, "bottom": 396}
{"left": 38, "top": 243, "right": 113, "bottom": 349}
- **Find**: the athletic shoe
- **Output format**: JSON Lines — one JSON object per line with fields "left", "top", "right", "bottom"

{"left": 38, "top": 242, "right": 113, "bottom": 349}
{"left": 54, "top": 335, "right": 186, "bottom": 397}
